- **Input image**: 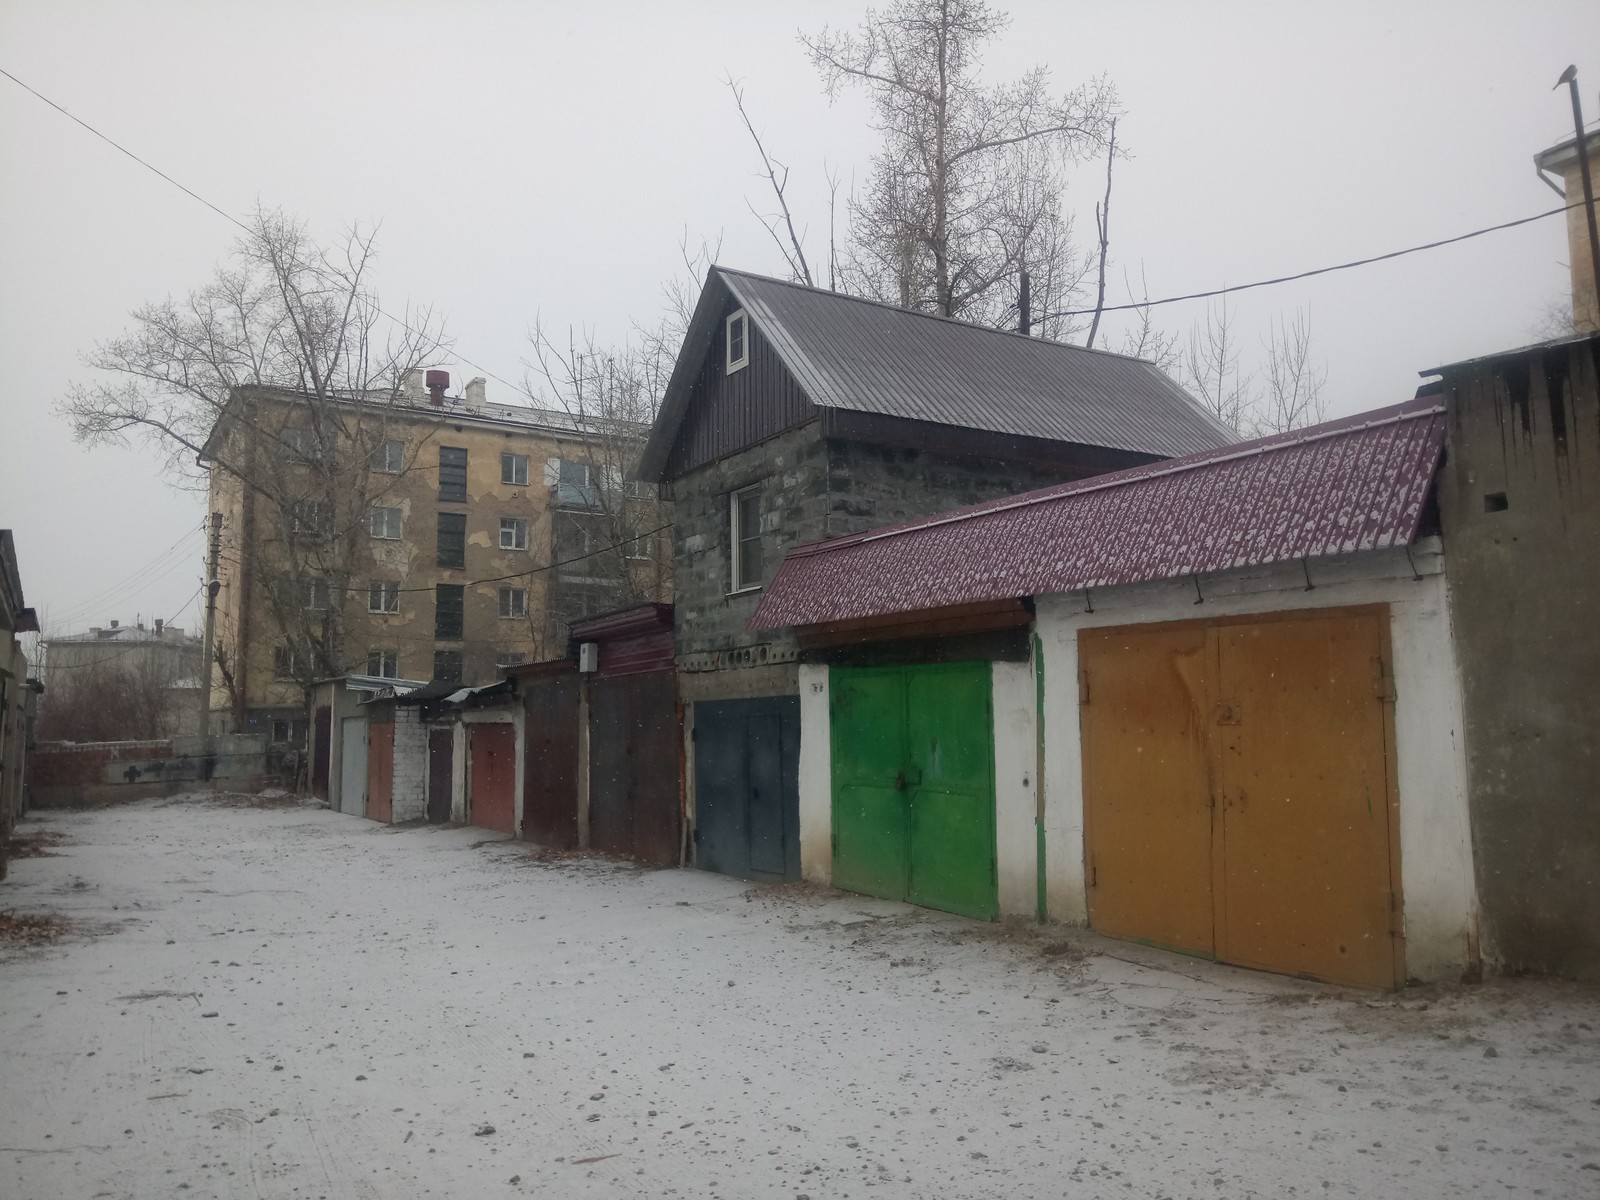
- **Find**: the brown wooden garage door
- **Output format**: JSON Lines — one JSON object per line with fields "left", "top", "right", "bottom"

{"left": 1080, "top": 607, "right": 1400, "bottom": 989}
{"left": 366, "top": 720, "right": 394, "bottom": 824}
{"left": 469, "top": 723, "right": 517, "bottom": 835}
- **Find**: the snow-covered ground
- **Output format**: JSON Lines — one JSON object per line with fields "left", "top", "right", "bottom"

{"left": 1, "top": 797, "right": 1597, "bottom": 1199}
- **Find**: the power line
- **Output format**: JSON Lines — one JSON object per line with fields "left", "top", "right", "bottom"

{"left": 0, "top": 64, "right": 534, "bottom": 407}
{"left": 1039, "top": 199, "right": 1584, "bottom": 321}
{"left": 44, "top": 518, "right": 207, "bottom": 628}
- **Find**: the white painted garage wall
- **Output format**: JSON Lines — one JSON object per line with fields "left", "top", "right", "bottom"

{"left": 1035, "top": 539, "right": 1478, "bottom": 983}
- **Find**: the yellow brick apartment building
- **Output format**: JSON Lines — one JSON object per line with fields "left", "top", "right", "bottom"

{"left": 204, "top": 371, "right": 666, "bottom": 742}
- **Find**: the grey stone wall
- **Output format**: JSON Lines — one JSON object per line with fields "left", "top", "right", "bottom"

{"left": 670, "top": 422, "right": 1105, "bottom": 691}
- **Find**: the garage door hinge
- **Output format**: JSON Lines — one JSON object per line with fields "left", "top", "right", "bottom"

{"left": 1078, "top": 669, "right": 1090, "bottom": 706}
{"left": 1089, "top": 860, "right": 1098, "bottom": 888}
{"left": 1373, "top": 657, "right": 1396, "bottom": 702}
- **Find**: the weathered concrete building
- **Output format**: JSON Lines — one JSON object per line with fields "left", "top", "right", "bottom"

{"left": 1430, "top": 333, "right": 1600, "bottom": 978}
{"left": 40, "top": 619, "right": 202, "bottom": 739}
{"left": 636, "top": 267, "right": 1233, "bottom": 883}
{"left": 205, "top": 371, "right": 668, "bottom": 749}
{"left": 0, "top": 530, "right": 41, "bottom": 878}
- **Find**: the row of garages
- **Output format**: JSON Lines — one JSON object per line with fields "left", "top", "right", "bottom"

{"left": 308, "top": 340, "right": 1598, "bottom": 990}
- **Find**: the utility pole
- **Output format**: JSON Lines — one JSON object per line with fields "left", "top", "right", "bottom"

{"left": 1555, "top": 66, "right": 1600, "bottom": 330}
{"left": 197, "top": 511, "right": 223, "bottom": 738}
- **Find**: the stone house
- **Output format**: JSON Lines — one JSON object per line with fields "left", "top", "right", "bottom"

{"left": 634, "top": 266, "right": 1233, "bottom": 883}
{"left": 203, "top": 371, "right": 669, "bottom": 748}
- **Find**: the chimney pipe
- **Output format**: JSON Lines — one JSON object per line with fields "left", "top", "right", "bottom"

{"left": 155, "top": 618, "right": 164, "bottom": 634}
{"left": 1018, "top": 269, "right": 1032, "bottom": 336}
{"left": 110, "top": 619, "right": 119, "bottom": 629}
{"left": 425, "top": 369, "right": 450, "bottom": 407}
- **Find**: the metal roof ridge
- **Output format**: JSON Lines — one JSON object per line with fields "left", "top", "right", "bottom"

{"left": 714, "top": 265, "right": 1167, "bottom": 367}
{"left": 788, "top": 404, "right": 1446, "bottom": 560}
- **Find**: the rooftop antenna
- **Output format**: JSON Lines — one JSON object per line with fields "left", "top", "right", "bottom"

{"left": 1554, "top": 65, "right": 1600, "bottom": 328}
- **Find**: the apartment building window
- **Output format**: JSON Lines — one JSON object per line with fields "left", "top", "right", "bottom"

{"left": 366, "top": 649, "right": 399, "bottom": 678}
{"left": 730, "top": 485, "right": 763, "bottom": 592}
{"left": 499, "top": 586, "right": 527, "bottom": 619}
{"left": 437, "top": 512, "right": 467, "bottom": 568}
{"left": 273, "top": 645, "right": 302, "bottom": 680}
{"left": 625, "top": 529, "right": 656, "bottom": 562}
{"left": 372, "top": 438, "right": 404, "bottom": 473}
{"left": 439, "top": 446, "right": 469, "bottom": 502}
{"left": 496, "top": 652, "right": 527, "bottom": 670}
{"left": 501, "top": 453, "right": 529, "bottom": 486}
{"left": 433, "top": 650, "right": 463, "bottom": 684}
{"left": 435, "top": 584, "right": 464, "bottom": 640}
{"left": 368, "top": 580, "right": 400, "bottom": 613}
{"left": 303, "top": 577, "right": 332, "bottom": 610}
{"left": 283, "top": 429, "right": 328, "bottom": 465}
{"left": 271, "top": 718, "right": 309, "bottom": 746}
{"left": 290, "top": 500, "right": 329, "bottom": 536}
{"left": 550, "top": 458, "right": 601, "bottom": 509}
{"left": 499, "top": 516, "right": 529, "bottom": 551}
{"left": 370, "top": 506, "right": 403, "bottom": 539}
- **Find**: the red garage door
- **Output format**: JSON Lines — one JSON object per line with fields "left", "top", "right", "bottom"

{"left": 469, "top": 723, "right": 517, "bottom": 834}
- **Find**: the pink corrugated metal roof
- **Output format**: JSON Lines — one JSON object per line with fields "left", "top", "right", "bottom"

{"left": 750, "top": 399, "right": 1446, "bottom": 630}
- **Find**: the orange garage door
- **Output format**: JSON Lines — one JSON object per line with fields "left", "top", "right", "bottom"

{"left": 1080, "top": 607, "right": 1400, "bottom": 989}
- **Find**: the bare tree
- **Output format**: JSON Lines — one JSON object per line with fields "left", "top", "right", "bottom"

{"left": 525, "top": 325, "right": 676, "bottom": 643}
{"left": 803, "top": 0, "right": 1116, "bottom": 329}
{"left": 1254, "top": 311, "right": 1328, "bottom": 435}
{"left": 1113, "top": 266, "right": 1182, "bottom": 374}
{"left": 728, "top": 78, "right": 815, "bottom": 286}
{"left": 59, "top": 209, "right": 449, "bottom": 708}
{"left": 1084, "top": 118, "right": 1117, "bottom": 349}
{"left": 1182, "top": 294, "right": 1254, "bottom": 433}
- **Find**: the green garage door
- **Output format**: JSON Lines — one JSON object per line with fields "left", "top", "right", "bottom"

{"left": 831, "top": 662, "right": 997, "bottom": 921}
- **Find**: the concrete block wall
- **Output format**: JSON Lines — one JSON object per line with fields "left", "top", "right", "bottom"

{"left": 671, "top": 426, "right": 1096, "bottom": 666}
{"left": 389, "top": 708, "right": 429, "bottom": 823}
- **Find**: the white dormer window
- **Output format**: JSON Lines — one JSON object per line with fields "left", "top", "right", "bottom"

{"left": 726, "top": 309, "right": 749, "bottom": 374}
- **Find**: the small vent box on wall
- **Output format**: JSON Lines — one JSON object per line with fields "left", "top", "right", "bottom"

{"left": 578, "top": 642, "right": 599, "bottom": 673}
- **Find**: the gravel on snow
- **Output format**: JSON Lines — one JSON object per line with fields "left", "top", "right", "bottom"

{"left": 1, "top": 796, "right": 1597, "bottom": 1199}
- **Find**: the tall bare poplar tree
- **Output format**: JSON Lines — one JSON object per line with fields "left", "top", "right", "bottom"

{"left": 804, "top": 0, "right": 1116, "bottom": 335}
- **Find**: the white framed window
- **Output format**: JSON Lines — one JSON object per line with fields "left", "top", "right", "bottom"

{"left": 290, "top": 500, "right": 328, "bottom": 535}
{"left": 366, "top": 649, "right": 399, "bottom": 678}
{"left": 273, "top": 645, "right": 302, "bottom": 680}
{"left": 271, "top": 718, "right": 308, "bottom": 746}
{"left": 624, "top": 529, "right": 654, "bottom": 561}
{"left": 497, "top": 652, "right": 527, "bottom": 670}
{"left": 499, "top": 586, "right": 528, "bottom": 619}
{"left": 501, "top": 452, "right": 529, "bottom": 486}
{"left": 303, "top": 578, "right": 331, "bottom": 610}
{"left": 730, "top": 485, "right": 763, "bottom": 592}
{"left": 368, "top": 580, "right": 399, "bottom": 613}
{"left": 499, "top": 516, "right": 529, "bottom": 550}
{"left": 372, "top": 438, "right": 404, "bottom": 474}
{"left": 370, "top": 506, "right": 403, "bottom": 539}
{"left": 726, "top": 309, "right": 749, "bottom": 373}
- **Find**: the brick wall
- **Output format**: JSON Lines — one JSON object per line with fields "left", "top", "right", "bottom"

{"left": 390, "top": 708, "right": 429, "bottom": 823}
{"left": 31, "top": 735, "right": 267, "bottom": 807}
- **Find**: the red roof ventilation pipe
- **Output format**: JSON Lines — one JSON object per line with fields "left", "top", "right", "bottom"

{"left": 425, "top": 369, "right": 450, "bottom": 406}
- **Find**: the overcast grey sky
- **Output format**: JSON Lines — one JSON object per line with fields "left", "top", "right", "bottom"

{"left": 2, "top": 0, "right": 1596, "bottom": 638}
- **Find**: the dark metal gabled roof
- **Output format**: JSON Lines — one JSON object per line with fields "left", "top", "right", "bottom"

{"left": 637, "top": 267, "right": 1235, "bottom": 481}
{"left": 750, "top": 398, "right": 1446, "bottom": 630}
